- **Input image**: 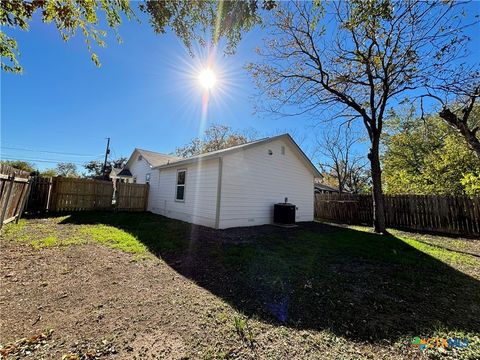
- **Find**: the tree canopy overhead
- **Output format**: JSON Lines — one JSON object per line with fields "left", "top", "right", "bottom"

{"left": 1, "top": 0, "right": 275, "bottom": 73}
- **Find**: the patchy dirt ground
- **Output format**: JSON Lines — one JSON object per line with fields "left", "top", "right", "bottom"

{"left": 1, "top": 213, "right": 479, "bottom": 359}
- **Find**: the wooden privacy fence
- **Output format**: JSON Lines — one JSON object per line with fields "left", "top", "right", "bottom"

{"left": 0, "top": 164, "right": 31, "bottom": 229}
{"left": 26, "top": 177, "right": 53, "bottom": 213}
{"left": 49, "top": 177, "right": 115, "bottom": 211}
{"left": 116, "top": 183, "right": 149, "bottom": 211}
{"left": 23, "top": 177, "right": 149, "bottom": 213}
{"left": 315, "top": 193, "right": 480, "bottom": 237}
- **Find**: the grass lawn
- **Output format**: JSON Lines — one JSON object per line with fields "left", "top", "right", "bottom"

{"left": 1, "top": 212, "right": 479, "bottom": 359}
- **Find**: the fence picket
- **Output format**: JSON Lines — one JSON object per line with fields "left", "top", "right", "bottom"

{"left": 315, "top": 193, "right": 480, "bottom": 237}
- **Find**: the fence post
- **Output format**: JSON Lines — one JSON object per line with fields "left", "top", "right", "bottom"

{"left": 0, "top": 175, "right": 15, "bottom": 230}
{"left": 16, "top": 179, "right": 32, "bottom": 223}
{"left": 143, "top": 183, "right": 149, "bottom": 211}
{"left": 48, "top": 177, "right": 58, "bottom": 212}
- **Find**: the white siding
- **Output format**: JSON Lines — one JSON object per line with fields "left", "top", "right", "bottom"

{"left": 128, "top": 155, "right": 158, "bottom": 209}
{"left": 128, "top": 155, "right": 153, "bottom": 185}
{"left": 218, "top": 138, "right": 314, "bottom": 229}
{"left": 148, "top": 158, "right": 219, "bottom": 228}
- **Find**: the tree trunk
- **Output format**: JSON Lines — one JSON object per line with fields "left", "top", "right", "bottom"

{"left": 439, "top": 108, "right": 480, "bottom": 159}
{"left": 368, "top": 137, "right": 387, "bottom": 233}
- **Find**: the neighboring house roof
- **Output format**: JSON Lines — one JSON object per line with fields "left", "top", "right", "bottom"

{"left": 153, "top": 133, "right": 321, "bottom": 178}
{"left": 110, "top": 168, "right": 132, "bottom": 177}
{"left": 314, "top": 183, "right": 339, "bottom": 193}
{"left": 125, "top": 148, "right": 181, "bottom": 169}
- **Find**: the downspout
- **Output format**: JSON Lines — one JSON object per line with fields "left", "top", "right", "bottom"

{"left": 214, "top": 157, "right": 223, "bottom": 229}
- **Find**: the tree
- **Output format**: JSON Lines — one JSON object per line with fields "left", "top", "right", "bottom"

{"left": 56, "top": 162, "right": 78, "bottom": 177}
{"left": 1, "top": 0, "right": 275, "bottom": 73}
{"left": 140, "top": 0, "right": 275, "bottom": 56}
{"left": 175, "top": 124, "right": 255, "bottom": 158}
{"left": 248, "top": 1, "right": 476, "bottom": 233}
{"left": 1, "top": 0, "right": 133, "bottom": 72}
{"left": 314, "top": 127, "right": 369, "bottom": 194}
{"left": 424, "top": 86, "right": 480, "bottom": 159}
{"left": 0, "top": 160, "right": 36, "bottom": 174}
{"left": 84, "top": 157, "right": 127, "bottom": 178}
{"left": 383, "top": 112, "right": 480, "bottom": 196}
{"left": 40, "top": 168, "right": 58, "bottom": 178}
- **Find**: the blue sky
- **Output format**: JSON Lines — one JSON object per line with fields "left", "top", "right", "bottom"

{"left": 1, "top": 3, "right": 479, "bottom": 172}
{"left": 1, "top": 9, "right": 310, "bottom": 171}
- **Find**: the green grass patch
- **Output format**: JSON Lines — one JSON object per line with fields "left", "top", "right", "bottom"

{"left": 345, "top": 224, "right": 478, "bottom": 267}
{"left": 80, "top": 224, "right": 148, "bottom": 254}
{"left": 30, "top": 235, "right": 59, "bottom": 248}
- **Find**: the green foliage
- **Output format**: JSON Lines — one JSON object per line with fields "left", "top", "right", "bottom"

{"left": 383, "top": 112, "right": 480, "bottom": 195}
{"left": 140, "top": 0, "right": 274, "bottom": 56}
{"left": 0, "top": 160, "right": 36, "bottom": 173}
{"left": 1, "top": 0, "right": 274, "bottom": 73}
{"left": 461, "top": 172, "right": 480, "bottom": 196}
{"left": 40, "top": 168, "right": 58, "bottom": 177}
{"left": 233, "top": 316, "right": 255, "bottom": 346}
{"left": 55, "top": 162, "right": 78, "bottom": 178}
{"left": 175, "top": 124, "right": 256, "bottom": 158}
{"left": 0, "top": 0, "right": 133, "bottom": 73}
{"left": 83, "top": 157, "right": 127, "bottom": 178}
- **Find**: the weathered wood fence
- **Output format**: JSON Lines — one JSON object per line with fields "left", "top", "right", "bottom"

{"left": 315, "top": 193, "right": 480, "bottom": 237}
{"left": 0, "top": 164, "right": 31, "bottom": 229}
{"left": 1, "top": 170, "right": 150, "bottom": 224}
{"left": 27, "top": 177, "right": 53, "bottom": 213}
{"left": 39, "top": 177, "right": 149, "bottom": 212}
{"left": 116, "top": 183, "right": 150, "bottom": 212}
{"left": 49, "top": 177, "right": 115, "bottom": 211}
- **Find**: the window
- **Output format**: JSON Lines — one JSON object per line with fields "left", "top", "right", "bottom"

{"left": 176, "top": 170, "right": 186, "bottom": 201}
{"left": 138, "top": 155, "right": 143, "bottom": 161}
{"left": 281, "top": 146, "right": 285, "bottom": 155}
{"left": 145, "top": 173, "right": 151, "bottom": 184}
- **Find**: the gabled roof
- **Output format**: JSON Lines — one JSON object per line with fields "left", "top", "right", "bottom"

{"left": 314, "top": 183, "right": 339, "bottom": 193}
{"left": 154, "top": 134, "right": 321, "bottom": 178}
{"left": 126, "top": 148, "right": 181, "bottom": 169}
{"left": 110, "top": 168, "right": 132, "bottom": 177}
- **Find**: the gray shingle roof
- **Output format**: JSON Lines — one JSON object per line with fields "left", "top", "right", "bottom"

{"left": 111, "top": 168, "right": 132, "bottom": 177}
{"left": 135, "top": 149, "right": 182, "bottom": 167}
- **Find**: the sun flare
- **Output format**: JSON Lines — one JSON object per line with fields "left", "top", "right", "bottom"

{"left": 198, "top": 68, "right": 217, "bottom": 90}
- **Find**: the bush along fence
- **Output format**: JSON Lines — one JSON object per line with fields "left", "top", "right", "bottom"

{"left": 315, "top": 193, "right": 480, "bottom": 237}
{"left": 0, "top": 164, "right": 31, "bottom": 230}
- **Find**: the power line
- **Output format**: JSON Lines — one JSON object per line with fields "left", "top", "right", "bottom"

{"left": 0, "top": 157, "right": 88, "bottom": 166}
{"left": 0, "top": 146, "right": 100, "bottom": 157}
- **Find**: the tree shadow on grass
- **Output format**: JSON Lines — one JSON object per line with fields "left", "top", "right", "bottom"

{"left": 57, "top": 211, "right": 480, "bottom": 342}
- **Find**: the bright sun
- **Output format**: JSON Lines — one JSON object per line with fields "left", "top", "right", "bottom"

{"left": 198, "top": 68, "right": 217, "bottom": 90}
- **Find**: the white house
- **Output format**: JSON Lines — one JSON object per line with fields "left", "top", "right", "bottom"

{"left": 123, "top": 134, "right": 320, "bottom": 229}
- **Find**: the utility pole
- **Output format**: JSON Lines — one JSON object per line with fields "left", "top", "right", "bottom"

{"left": 102, "top": 137, "right": 110, "bottom": 179}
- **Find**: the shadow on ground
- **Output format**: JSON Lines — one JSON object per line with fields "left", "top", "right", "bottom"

{"left": 56, "top": 211, "right": 480, "bottom": 342}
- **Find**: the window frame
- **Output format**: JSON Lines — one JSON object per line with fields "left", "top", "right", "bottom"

{"left": 175, "top": 169, "right": 187, "bottom": 202}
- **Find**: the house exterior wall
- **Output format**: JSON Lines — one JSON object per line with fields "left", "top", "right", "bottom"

{"left": 128, "top": 155, "right": 153, "bottom": 185}
{"left": 218, "top": 138, "right": 314, "bottom": 229}
{"left": 148, "top": 158, "right": 219, "bottom": 228}
{"left": 127, "top": 154, "right": 157, "bottom": 208}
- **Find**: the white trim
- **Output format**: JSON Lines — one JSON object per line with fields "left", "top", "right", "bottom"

{"left": 175, "top": 169, "right": 186, "bottom": 202}
{"left": 214, "top": 157, "right": 223, "bottom": 229}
